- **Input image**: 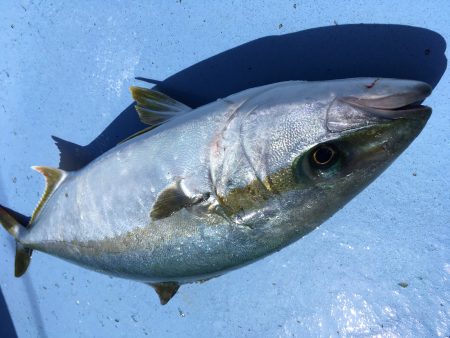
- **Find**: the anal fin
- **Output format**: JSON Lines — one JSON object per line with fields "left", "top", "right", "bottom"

{"left": 149, "top": 282, "right": 180, "bottom": 305}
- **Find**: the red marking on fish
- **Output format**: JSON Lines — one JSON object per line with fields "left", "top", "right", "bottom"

{"left": 365, "top": 78, "right": 380, "bottom": 89}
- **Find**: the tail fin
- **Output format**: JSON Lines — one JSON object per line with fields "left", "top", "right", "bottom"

{"left": 0, "top": 207, "right": 32, "bottom": 277}
{"left": 15, "top": 243, "right": 32, "bottom": 277}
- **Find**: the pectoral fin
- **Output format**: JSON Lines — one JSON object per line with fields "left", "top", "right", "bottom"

{"left": 149, "top": 282, "right": 180, "bottom": 305}
{"left": 150, "top": 180, "right": 210, "bottom": 220}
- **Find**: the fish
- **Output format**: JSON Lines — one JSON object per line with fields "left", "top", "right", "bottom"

{"left": 0, "top": 78, "right": 432, "bottom": 304}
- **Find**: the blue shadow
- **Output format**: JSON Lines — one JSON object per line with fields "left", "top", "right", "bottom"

{"left": 0, "top": 288, "right": 17, "bottom": 338}
{"left": 52, "top": 24, "right": 447, "bottom": 170}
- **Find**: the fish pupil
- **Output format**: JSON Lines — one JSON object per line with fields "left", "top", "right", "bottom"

{"left": 311, "top": 144, "right": 338, "bottom": 168}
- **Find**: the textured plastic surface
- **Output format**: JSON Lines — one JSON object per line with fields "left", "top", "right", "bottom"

{"left": 1, "top": 1, "right": 449, "bottom": 337}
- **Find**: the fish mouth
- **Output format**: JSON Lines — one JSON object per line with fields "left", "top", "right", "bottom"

{"left": 341, "top": 82, "right": 432, "bottom": 120}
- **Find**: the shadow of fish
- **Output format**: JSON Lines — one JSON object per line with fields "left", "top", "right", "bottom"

{"left": 49, "top": 25, "right": 447, "bottom": 172}
{"left": 0, "top": 78, "right": 432, "bottom": 304}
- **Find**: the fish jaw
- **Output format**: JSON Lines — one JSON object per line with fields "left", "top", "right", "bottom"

{"left": 338, "top": 78, "right": 431, "bottom": 110}
{"left": 326, "top": 78, "right": 432, "bottom": 132}
{"left": 284, "top": 109, "right": 431, "bottom": 243}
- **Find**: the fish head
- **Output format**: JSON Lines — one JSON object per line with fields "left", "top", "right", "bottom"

{"left": 214, "top": 78, "right": 432, "bottom": 238}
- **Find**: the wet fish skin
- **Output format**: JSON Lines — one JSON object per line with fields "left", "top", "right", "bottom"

{"left": 0, "top": 78, "right": 432, "bottom": 303}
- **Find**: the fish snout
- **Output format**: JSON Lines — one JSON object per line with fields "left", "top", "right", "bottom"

{"left": 327, "top": 79, "right": 432, "bottom": 132}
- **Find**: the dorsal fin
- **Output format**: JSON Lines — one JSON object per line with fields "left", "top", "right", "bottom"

{"left": 130, "top": 86, "right": 192, "bottom": 126}
{"left": 30, "top": 166, "right": 67, "bottom": 224}
{"left": 118, "top": 126, "right": 157, "bottom": 144}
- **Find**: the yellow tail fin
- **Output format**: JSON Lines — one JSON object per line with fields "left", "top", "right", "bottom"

{"left": 0, "top": 207, "right": 32, "bottom": 277}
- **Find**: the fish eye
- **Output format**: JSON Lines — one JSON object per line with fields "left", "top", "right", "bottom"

{"left": 292, "top": 142, "right": 343, "bottom": 184}
{"left": 310, "top": 144, "right": 339, "bottom": 169}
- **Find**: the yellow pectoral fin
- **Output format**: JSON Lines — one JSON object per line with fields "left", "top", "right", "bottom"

{"left": 150, "top": 180, "right": 210, "bottom": 221}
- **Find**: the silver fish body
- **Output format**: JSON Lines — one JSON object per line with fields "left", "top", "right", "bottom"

{"left": 1, "top": 78, "right": 432, "bottom": 303}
